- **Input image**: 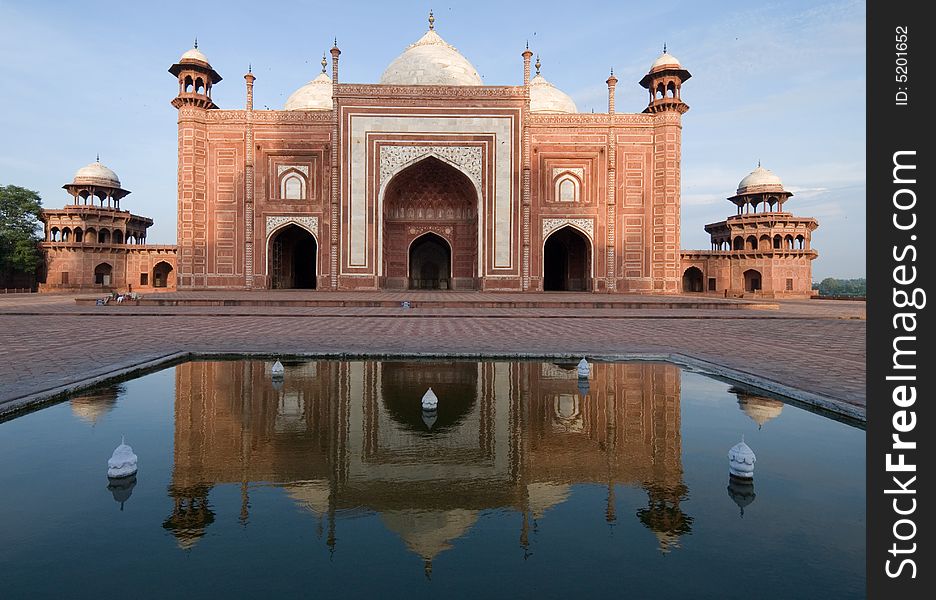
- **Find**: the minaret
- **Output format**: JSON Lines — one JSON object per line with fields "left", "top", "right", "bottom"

{"left": 606, "top": 68, "right": 618, "bottom": 114}
{"left": 170, "top": 40, "right": 220, "bottom": 288}
{"left": 639, "top": 47, "right": 691, "bottom": 292}
{"left": 169, "top": 39, "right": 223, "bottom": 109}
{"left": 638, "top": 45, "right": 691, "bottom": 114}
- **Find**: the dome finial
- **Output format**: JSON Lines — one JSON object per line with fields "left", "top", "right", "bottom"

{"left": 758, "top": 159, "right": 761, "bottom": 168}
{"left": 248, "top": 63, "right": 252, "bottom": 74}
{"left": 534, "top": 55, "right": 541, "bottom": 75}
{"left": 526, "top": 40, "right": 529, "bottom": 50}
{"left": 96, "top": 153, "right": 100, "bottom": 162}
{"left": 663, "top": 42, "right": 667, "bottom": 54}
{"left": 194, "top": 37, "right": 198, "bottom": 49}
{"left": 428, "top": 9, "right": 435, "bottom": 30}
{"left": 333, "top": 37, "right": 338, "bottom": 48}
{"left": 321, "top": 53, "right": 328, "bottom": 73}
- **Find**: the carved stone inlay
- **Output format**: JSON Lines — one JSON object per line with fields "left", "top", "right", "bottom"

{"left": 542, "top": 218, "right": 594, "bottom": 240}
{"left": 379, "top": 146, "right": 482, "bottom": 191}
{"left": 277, "top": 165, "right": 310, "bottom": 177}
{"left": 552, "top": 167, "right": 584, "bottom": 180}
{"left": 266, "top": 215, "right": 319, "bottom": 238}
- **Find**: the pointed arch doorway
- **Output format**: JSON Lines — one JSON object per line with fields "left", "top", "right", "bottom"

{"left": 543, "top": 226, "right": 592, "bottom": 291}
{"left": 268, "top": 224, "right": 317, "bottom": 289}
{"left": 409, "top": 233, "right": 452, "bottom": 289}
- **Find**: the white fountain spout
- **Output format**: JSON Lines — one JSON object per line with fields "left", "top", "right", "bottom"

{"left": 107, "top": 436, "right": 138, "bottom": 478}
{"left": 271, "top": 359, "right": 285, "bottom": 379}
{"left": 728, "top": 436, "right": 756, "bottom": 479}
{"left": 421, "top": 387, "right": 439, "bottom": 411}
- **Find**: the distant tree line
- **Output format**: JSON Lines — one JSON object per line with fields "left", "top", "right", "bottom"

{"left": 0, "top": 185, "right": 43, "bottom": 290}
{"left": 812, "top": 277, "right": 866, "bottom": 297}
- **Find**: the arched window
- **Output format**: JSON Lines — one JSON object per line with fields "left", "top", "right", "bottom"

{"left": 784, "top": 234, "right": 794, "bottom": 249}
{"left": 282, "top": 173, "right": 305, "bottom": 200}
{"left": 61, "top": 227, "right": 71, "bottom": 242}
{"left": 758, "top": 234, "right": 771, "bottom": 251}
{"left": 554, "top": 174, "right": 580, "bottom": 203}
{"left": 184, "top": 76, "right": 193, "bottom": 93}
{"left": 746, "top": 235, "right": 758, "bottom": 251}
{"left": 195, "top": 78, "right": 205, "bottom": 94}
{"left": 733, "top": 236, "right": 744, "bottom": 250}
{"left": 773, "top": 234, "right": 782, "bottom": 249}
{"left": 796, "top": 234, "right": 806, "bottom": 249}
{"left": 667, "top": 81, "right": 677, "bottom": 98}
{"left": 50, "top": 227, "right": 60, "bottom": 242}
{"left": 112, "top": 230, "right": 124, "bottom": 244}
{"left": 98, "top": 228, "right": 111, "bottom": 244}
{"left": 74, "top": 227, "right": 83, "bottom": 243}
{"left": 656, "top": 83, "right": 665, "bottom": 99}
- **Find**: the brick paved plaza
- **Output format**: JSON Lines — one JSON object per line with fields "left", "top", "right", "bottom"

{"left": 0, "top": 292, "right": 865, "bottom": 420}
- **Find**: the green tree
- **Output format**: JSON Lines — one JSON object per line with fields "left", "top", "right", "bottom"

{"left": 0, "top": 185, "right": 43, "bottom": 276}
{"left": 815, "top": 277, "right": 866, "bottom": 297}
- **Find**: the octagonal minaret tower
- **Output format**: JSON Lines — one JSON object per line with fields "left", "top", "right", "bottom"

{"left": 169, "top": 40, "right": 222, "bottom": 110}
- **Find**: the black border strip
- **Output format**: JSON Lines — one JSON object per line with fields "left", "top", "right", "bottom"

{"left": 868, "top": 0, "right": 931, "bottom": 596}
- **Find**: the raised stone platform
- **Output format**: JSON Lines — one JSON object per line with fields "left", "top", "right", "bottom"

{"left": 75, "top": 290, "right": 780, "bottom": 310}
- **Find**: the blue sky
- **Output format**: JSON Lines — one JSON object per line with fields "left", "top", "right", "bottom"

{"left": 0, "top": 0, "right": 865, "bottom": 279}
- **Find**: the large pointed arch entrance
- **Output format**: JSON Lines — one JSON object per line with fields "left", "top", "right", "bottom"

{"left": 268, "top": 224, "right": 317, "bottom": 289}
{"left": 382, "top": 156, "right": 478, "bottom": 290}
{"left": 543, "top": 226, "right": 592, "bottom": 291}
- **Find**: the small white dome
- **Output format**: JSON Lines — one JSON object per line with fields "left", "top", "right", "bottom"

{"left": 73, "top": 160, "right": 120, "bottom": 187}
{"left": 737, "top": 165, "right": 785, "bottom": 194}
{"left": 380, "top": 29, "right": 482, "bottom": 86}
{"left": 651, "top": 52, "right": 682, "bottom": 70}
{"left": 180, "top": 47, "right": 209, "bottom": 64}
{"left": 284, "top": 72, "right": 333, "bottom": 111}
{"left": 530, "top": 74, "right": 577, "bottom": 114}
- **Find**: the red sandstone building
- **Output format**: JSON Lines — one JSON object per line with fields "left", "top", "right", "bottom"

{"left": 39, "top": 160, "right": 176, "bottom": 292}
{"left": 39, "top": 14, "right": 817, "bottom": 297}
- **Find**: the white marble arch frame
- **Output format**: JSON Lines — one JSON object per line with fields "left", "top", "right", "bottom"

{"left": 377, "top": 151, "right": 484, "bottom": 278}
{"left": 264, "top": 216, "right": 320, "bottom": 282}
{"left": 541, "top": 220, "right": 595, "bottom": 280}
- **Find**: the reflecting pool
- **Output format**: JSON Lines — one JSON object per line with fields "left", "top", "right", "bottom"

{"left": 0, "top": 360, "right": 864, "bottom": 598}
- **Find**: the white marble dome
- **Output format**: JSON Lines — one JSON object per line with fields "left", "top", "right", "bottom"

{"left": 380, "top": 30, "right": 482, "bottom": 86}
{"left": 285, "top": 72, "right": 333, "bottom": 111}
{"left": 530, "top": 74, "right": 577, "bottom": 114}
{"left": 73, "top": 160, "right": 120, "bottom": 187}
{"left": 180, "top": 47, "right": 209, "bottom": 64}
{"left": 650, "top": 52, "right": 682, "bottom": 70}
{"left": 737, "top": 165, "right": 785, "bottom": 194}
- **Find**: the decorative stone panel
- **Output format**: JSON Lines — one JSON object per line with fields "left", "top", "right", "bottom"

{"left": 542, "top": 218, "right": 594, "bottom": 240}
{"left": 266, "top": 215, "right": 319, "bottom": 239}
{"left": 379, "top": 146, "right": 482, "bottom": 191}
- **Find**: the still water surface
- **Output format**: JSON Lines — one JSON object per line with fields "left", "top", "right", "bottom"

{"left": 0, "top": 360, "right": 864, "bottom": 599}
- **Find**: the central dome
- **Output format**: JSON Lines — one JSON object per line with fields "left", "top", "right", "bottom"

{"left": 380, "top": 29, "right": 482, "bottom": 86}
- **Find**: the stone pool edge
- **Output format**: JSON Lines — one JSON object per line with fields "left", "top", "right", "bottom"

{"left": 0, "top": 350, "right": 865, "bottom": 424}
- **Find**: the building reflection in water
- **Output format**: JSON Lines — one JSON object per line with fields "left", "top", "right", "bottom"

{"left": 167, "top": 360, "right": 691, "bottom": 565}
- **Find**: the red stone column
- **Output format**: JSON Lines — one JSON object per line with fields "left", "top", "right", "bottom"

{"left": 244, "top": 69, "right": 256, "bottom": 289}
{"left": 330, "top": 42, "right": 341, "bottom": 290}
{"left": 521, "top": 45, "right": 533, "bottom": 291}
